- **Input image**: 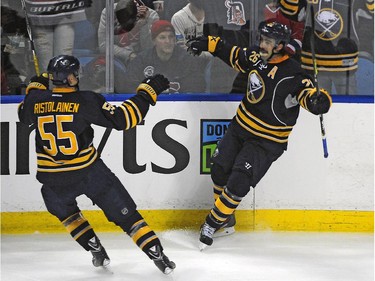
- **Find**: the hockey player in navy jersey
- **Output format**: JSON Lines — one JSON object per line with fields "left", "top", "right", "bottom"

{"left": 187, "top": 21, "right": 332, "bottom": 250}
{"left": 18, "top": 55, "right": 176, "bottom": 274}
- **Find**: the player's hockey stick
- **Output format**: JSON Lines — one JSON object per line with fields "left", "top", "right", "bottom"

{"left": 310, "top": 5, "right": 329, "bottom": 158}
{"left": 21, "top": 0, "right": 40, "bottom": 76}
{"left": 345, "top": 0, "right": 351, "bottom": 95}
{"left": 97, "top": 128, "right": 112, "bottom": 155}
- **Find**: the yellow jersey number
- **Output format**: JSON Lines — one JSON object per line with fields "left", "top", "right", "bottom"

{"left": 38, "top": 115, "right": 78, "bottom": 156}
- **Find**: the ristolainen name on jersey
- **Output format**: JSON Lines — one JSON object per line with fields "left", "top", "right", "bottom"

{"left": 34, "top": 102, "right": 80, "bottom": 114}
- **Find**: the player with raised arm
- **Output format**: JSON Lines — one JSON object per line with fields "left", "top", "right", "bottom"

{"left": 187, "top": 21, "right": 332, "bottom": 250}
{"left": 18, "top": 55, "right": 176, "bottom": 274}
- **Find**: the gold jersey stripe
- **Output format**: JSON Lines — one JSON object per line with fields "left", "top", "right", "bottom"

{"left": 236, "top": 116, "right": 289, "bottom": 143}
{"left": 119, "top": 104, "right": 131, "bottom": 130}
{"left": 37, "top": 147, "right": 96, "bottom": 167}
{"left": 301, "top": 56, "right": 358, "bottom": 67}
{"left": 279, "top": 0, "right": 299, "bottom": 15}
{"left": 301, "top": 65, "right": 358, "bottom": 72}
{"left": 237, "top": 110, "right": 291, "bottom": 138}
{"left": 239, "top": 102, "right": 293, "bottom": 130}
{"left": 297, "top": 88, "right": 311, "bottom": 110}
{"left": 37, "top": 151, "right": 98, "bottom": 172}
{"left": 126, "top": 100, "right": 142, "bottom": 121}
{"left": 230, "top": 47, "right": 246, "bottom": 73}
{"left": 301, "top": 50, "right": 359, "bottom": 59}
{"left": 36, "top": 146, "right": 94, "bottom": 164}
{"left": 123, "top": 102, "right": 138, "bottom": 128}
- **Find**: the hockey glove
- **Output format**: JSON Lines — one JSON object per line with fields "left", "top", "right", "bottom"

{"left": 26, "top": 72, "right": 49, "bottom": 95}
{"left": 306, "top": 88, "right": 332, "bottom": 115}
{"left": 136, "top": 74, "right": 170, "bottom": 105}
{"left": 186, "top": 36, "right": 223, "bottom": 56}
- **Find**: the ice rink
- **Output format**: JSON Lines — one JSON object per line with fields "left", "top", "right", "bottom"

{"left": 1, "top": 230, "right": 373, "bottom": 281}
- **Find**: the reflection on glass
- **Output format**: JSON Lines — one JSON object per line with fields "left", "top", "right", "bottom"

{"left": 1, "top": 0, "right": 373, "bottom": 96}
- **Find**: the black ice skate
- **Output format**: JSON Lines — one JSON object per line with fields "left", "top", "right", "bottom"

{"left": 199, "top": 222, "right": 216, "bottom": 251}
{"left": 147, "top": 245, "right": 176, "bottom": 274}
{"left": 213, "top": 213, "right": 236, "bottom": 238}
{"left": 89, "top": 237, "right": 110, "bottom": 267}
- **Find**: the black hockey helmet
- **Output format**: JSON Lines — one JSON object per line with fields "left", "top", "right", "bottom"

{"left": 47, "top": 55, "right": 80, "bottom": 86}
{"left": 258, "top": 21, "right": 291, "bottom": 45}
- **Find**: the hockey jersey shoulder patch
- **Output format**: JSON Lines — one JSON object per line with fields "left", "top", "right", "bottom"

{"left": 284, "top": 94, "right": 299, "bottom": 109}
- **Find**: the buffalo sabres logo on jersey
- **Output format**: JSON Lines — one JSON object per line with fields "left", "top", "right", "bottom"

{"left": 247, "top": 70, "right": 265, "bottom": 104}
{"left": 314, "top": 8, "right": 343, "bottom": 41}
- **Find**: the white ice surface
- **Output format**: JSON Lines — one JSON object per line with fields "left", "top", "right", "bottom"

{"left": 1, "top": 230, "right": 373, "bottom": 281}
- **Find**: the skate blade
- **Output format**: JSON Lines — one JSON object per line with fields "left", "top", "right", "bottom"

{"left": 198, "top": 241, "right": 209, "bottom": 251}
{"left": 103, "top": 259, "right": 111, "bottom": 267}
{"left": 213, "top": 226, "right": 235, "bottom": 238}
{"left": 164, "top": 267, "right": 174, "bottom": 275}
{"left": 97, "top": 264, "right": 114, "bottom": 275}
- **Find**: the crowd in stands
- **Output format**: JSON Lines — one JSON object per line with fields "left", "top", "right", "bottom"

{"left": 1, "top": 0, "right": 374, "bottom": 95}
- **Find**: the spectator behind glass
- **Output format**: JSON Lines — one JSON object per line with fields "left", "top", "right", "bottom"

{"left": 163, "top": 0, "right": 188, "bottom": 21}
{"left": 301, "top": 0, "right": 359, "bottom": 95}
{"left": 199, "top": 0, "right": 252, "bottom": 93}
{"left": 23, "top": 0, "right": 90, "bottom": 71}
{"left": 122, "top": 20, "right": 209, "bottom": 93}
{"left": 1, "top": 4, "right": 28, "bottom": 94}
{"left": 98, "top": 0, "right": 159, "bottom": 66}
{"left": 140, "top": 0, "right": 157, "bottom": 9}
{"left": 264, "top": 0, "right": 306, "bottom": 61}
{"left": 171, "top": 0, "right": 205, "bottom": 48}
